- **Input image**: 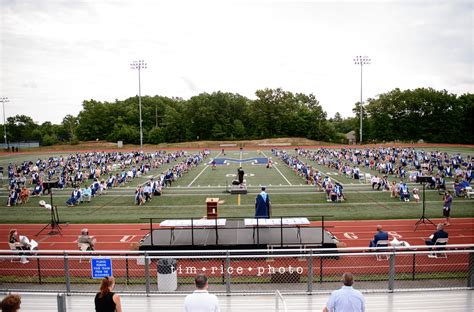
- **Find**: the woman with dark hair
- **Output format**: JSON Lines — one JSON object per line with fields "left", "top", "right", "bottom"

{"left": 1, "top": 294, "right": 21, "bottom": 312}
{"left": 8, "top": 229, "right": 19, "bottom": 246}
{"left": 94, "top": 276, "right": 122, "bottom": 312}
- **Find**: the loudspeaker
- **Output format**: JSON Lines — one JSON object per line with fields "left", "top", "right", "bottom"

{"left": 416, "top": 176, "right": 433, "bottom": 183}
{"left": 43, "top": 180, "right": 59, "bottom": 190}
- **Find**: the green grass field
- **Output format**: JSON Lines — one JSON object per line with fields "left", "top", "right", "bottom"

{"left": 0, "top": 147, "right": 473, "bottom": 224}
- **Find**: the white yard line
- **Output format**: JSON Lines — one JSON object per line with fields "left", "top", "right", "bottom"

{"left": 187, "top": 164, "right": 209, "bottom": 187}
{"left": 187, "top": 151, "right": 222, "bottom": 187}
{"left": 261, "top": 151, "right": 292, "bottom": 185}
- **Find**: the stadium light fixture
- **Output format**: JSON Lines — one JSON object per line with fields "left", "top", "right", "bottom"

{"left": 354, "top": 55, "right": 370, "bottom": 144}
{"left": 130, "top": 60, "right": 147, "bottom": 149}
{"left": 0, "top": 97, "right": 8, "bottom": 148}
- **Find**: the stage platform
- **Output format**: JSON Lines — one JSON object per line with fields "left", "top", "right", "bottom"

{"left": 229, "top": 184, "right": 248, "bottom": 194}
{"left": 139, "top": 219, "right": 338, "bottom": 253}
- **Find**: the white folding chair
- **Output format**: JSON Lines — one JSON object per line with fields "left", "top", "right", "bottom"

{"left": 429, "top": 238, "right": 449, "bottom": 258}
{"left": 78, "top": 243, "right": 91, "bottom": 263}
{"left": 365, "top": 173, "right": 372, "bottom": 183}
{"left": 8, "top": 243, "right": 22, "bottom": 263}
{"left": 8, "top": 243, "right": 28, "bottom": 263}
{"left": 464, "top": 186, "right": 474, "bottom": 199}
{"left": 375, "top": 240, "right": 390, "bottom": 261}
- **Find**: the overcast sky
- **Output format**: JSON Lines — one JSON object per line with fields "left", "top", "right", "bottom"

{"left": 1, "top": 0, "right": 472, "bottom": 124}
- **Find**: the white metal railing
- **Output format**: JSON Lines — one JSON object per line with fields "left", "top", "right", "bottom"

{"left": 1, "top": 244, "right": 473, "bottom": 295}
{"left": 275, "top": 290, "right": 288, "bottom": 312}
{"left": 1, "top": 243, "right": 472, "bottom": 255}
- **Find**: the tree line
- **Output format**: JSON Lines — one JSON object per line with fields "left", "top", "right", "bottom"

{"left": 2, "top": 87, "right": 472, "bottom": 145}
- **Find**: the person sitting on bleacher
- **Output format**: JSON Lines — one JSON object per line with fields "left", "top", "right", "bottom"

{"left": 82, "top": 186, "right": 92, "bottom": 203}
{"left": 66, "top": 186, "right": 82, "bottom": 206}
{"left": 7, "top": 189, "right": 18, "bottom": 207}
{"left": 456, "top": 179, "right": 470, "bottom": 197}
{"left": 325, "top": 181, "right": 334, "bottom": 202}
{"left": 143, "top": 183, "right": 153, "bottom": 202}
{"left": 32, "top": 183, "right": 42, "bottom": 197}
{"left": 19, "top": 186, "right": 29, "bottom": 204}
{"left": 400, "top": 182, "right": 410, "bottom": 202}
{"left": 433, "top": 174, "right": 444, "bottom": 190}
{"left": 75, "top": 171, "right": 84, "bottom": 184}
{"left": 57, "top": 175, "right": 65, "bottom": 189}
{"left": 135, "top": 185, "right": 145, "bottom": 205}
{"left": 371, "top": 175, "right": 381, "bottom": 190}
{"left": 380, "top": 176, "right": 390, "bottom": 191}
{"left": 352, "top": 166, "right": 360, "bottom": 180}
{"left": 91, "top": 179, "right": 100, "bottom": 197}
{"left": 106, "top": 175, "right": 115, "bottom": 188}
{"left": 334, "top": 182, "right": 345, "bottom": 201}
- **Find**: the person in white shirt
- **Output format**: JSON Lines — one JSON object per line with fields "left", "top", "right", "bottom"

{"left": 184, "top": 274, "right": 220, "bottom": 312}
{"left": 371, "top": 175, "right": 381, "bottom": 190}
{"left": 323, "top": 272, "right": 365, "bottom": 312}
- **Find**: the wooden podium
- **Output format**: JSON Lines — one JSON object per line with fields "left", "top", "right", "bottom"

{"left": 206, "top": 198, "right": 219, "bottom": 219}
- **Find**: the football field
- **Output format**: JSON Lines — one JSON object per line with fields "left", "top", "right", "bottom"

{"left": 0, "top": 147, "right": 473, "bottom": 224}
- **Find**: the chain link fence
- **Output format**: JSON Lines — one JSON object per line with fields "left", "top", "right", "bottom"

{"left": 1, "top": 245, "right": 473, "bottom": 294}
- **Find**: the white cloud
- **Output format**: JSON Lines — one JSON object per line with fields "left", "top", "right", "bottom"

{"left": 1, "top": 0, "right": 472, "bottom": 123}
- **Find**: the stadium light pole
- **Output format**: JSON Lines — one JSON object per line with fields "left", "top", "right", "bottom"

{"left": 0, "top": 97, "right": 8, "bottom": 149}
{"left": 354, "top": 55, "right": 370, "bottom": 144}
{"left": 130, "top": 60, "right": 147, "bottom": 149}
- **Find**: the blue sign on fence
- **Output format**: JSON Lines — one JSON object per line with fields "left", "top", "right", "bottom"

{"left": 91, "top": 258, "right": 113, "bottom": 279}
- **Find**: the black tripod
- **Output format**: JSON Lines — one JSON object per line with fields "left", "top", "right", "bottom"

{"left": 414, "top": 180, "right": 436, "bottom": 231}
{"left": 36, "top": 182, "right": 67, "bottom": 236}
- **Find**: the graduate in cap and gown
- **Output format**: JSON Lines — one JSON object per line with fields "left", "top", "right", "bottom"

{"left": 255, "top": 186, "right": 271, "bottom": 218}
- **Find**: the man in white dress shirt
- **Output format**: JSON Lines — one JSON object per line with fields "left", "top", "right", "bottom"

{"left": 184, "top": 274, "right": 220, "bottom": 312}
{"left": 323, "top": 272, "right": 365, "bottom": 312}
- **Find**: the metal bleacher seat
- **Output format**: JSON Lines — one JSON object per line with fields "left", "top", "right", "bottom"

{"left": 375, "top": 240, "right": 390, "bottom": 261}
{"left": 429, "top": 238, "right": 449, "bottom": 258}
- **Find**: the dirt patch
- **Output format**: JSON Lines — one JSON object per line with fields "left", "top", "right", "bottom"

{"left": 1, "top": 139, "right": 472, "bottom": 154}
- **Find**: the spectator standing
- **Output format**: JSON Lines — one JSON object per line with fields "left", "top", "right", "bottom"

{"left": 323, "top": 272, "right": 365, "bottom": 312}
{"left": 94, "top": 276, "right": 122, "bottom": 312}
{"left": 443, "top": 191, "right": 453, "bottom": 226}
{"left": 1, "top": 294, "right": 21, "bottom": 312}
{"left": 184, "top": 274, "right": 220, "bottom": 312}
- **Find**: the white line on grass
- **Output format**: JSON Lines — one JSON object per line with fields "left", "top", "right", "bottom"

{"left": 239, "top": 149, "right": 242, "bottom": 167}
{"left": 188, "top": 165, "right": 209, "bottom": 187}
{"left": 261, "top": 151, "right": 292, "bottom": 185}
{"left": 188, "top": 151, "right": 222, "bottom": 187}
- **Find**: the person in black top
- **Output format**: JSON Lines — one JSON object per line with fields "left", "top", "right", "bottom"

{"left": 95, "top": 276, "right": 122, "bottom": 312}
{"left": 237, "top": 167, "right": 245, "bottom": 185}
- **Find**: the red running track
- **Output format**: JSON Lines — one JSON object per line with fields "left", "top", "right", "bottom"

{"left": 0, "top": 218, "right": 472, "bottom": 279}
{"left": 1, "top": 218, "right": 473, "bottom": 251}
